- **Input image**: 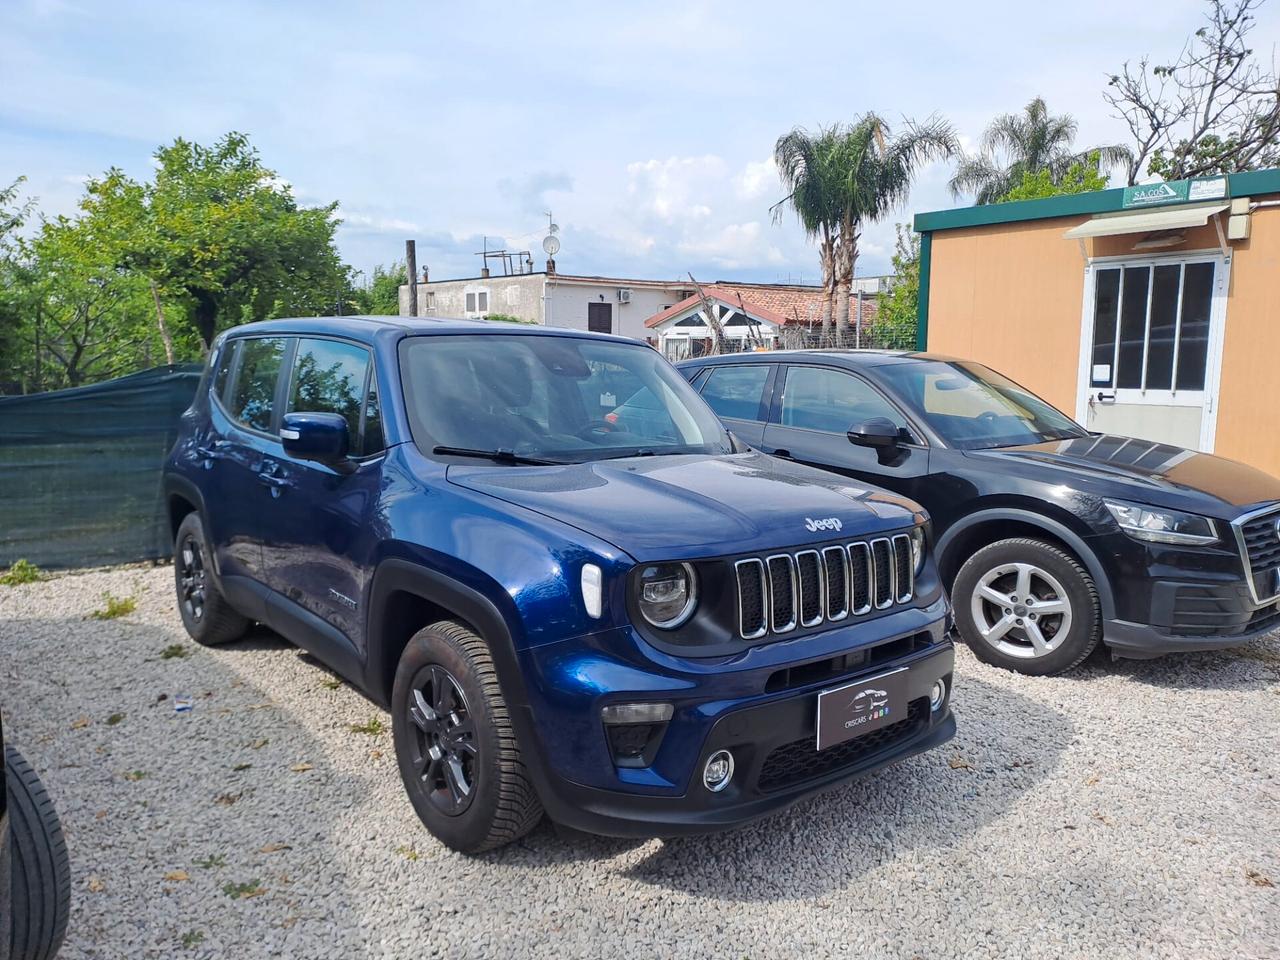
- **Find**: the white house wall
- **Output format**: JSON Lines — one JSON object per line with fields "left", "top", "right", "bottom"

{"left": 543, "top": 281, "right": 681, "bottom": 340}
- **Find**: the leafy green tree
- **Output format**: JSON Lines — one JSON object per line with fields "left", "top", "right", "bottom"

{"left": 873, "top": 225, "right": 921, "bottom": 349}
{"left": 0, "top": 178, "right": 35, "bottom": 391}
{"left": 950, "top": 98, "right": 1129, "bottom": 204}
{"left": 998, "top": 151, "right": 1111, "bottom": 202}
{"left": 84, "top": 133, "right": 350, "bottom": 350}
{"left": 348, "top": 262, "right": 408, "bottom": 315}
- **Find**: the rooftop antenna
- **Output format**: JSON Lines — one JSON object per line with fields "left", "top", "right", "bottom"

{"left": 542, "top": 211, "right": 560, "bottom": 272}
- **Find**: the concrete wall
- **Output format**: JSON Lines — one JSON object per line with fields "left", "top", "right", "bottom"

{"left": 399, "top": 274, "right": 545, "bottom": 323}
{"left": 925, "top": 202, "right": 1280, "bottom": 478}
{"left": 398, "top": 274, "right": 691, "bottom": 341}
{"left": 543, "top": 280, "right": 682, "bottom": 340}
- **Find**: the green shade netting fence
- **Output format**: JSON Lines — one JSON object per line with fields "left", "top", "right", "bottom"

{"left": 0, "top": 364, "right": 203, "bottom": 569}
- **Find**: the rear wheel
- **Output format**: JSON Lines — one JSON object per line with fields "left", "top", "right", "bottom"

{"left": 392, "top": 620, "right": 542, "bottom": 853}
{"left": 953, "top": 537, "right": 1100, "bottom": 676}
{"left": 173, "top": 512, "right": 250, "bottom": 646}
{"left": 7, "top": 744, "right": 71, "bottom": 960}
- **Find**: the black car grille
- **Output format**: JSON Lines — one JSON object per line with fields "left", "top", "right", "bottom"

{"left": 1237, "top": 507, "right": 1280, "bottom": 602}
{"left": 734, "top": 534, "right": 915, "bottom": 640}
{"left": 757, "top": 700, "right": 927, "bottom": 792}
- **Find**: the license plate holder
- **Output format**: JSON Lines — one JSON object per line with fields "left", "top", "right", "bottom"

{"left": 816, "top": 667, "right": 910, "bottom": 751}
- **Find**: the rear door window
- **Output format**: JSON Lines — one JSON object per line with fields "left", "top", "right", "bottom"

{"left": 699, "top": 364, "right": 771, "bottom": 422}
{"left": 228, "top": 337, "right": 288, "bottom": 434}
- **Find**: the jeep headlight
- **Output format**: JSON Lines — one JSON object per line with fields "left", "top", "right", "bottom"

{"left": 910, "top": 526, "right": 927, "bottom": 574}
{"left": 1103, "top": 499, "right": 1218, "bottom": 546}
{"left": 636, "top": 562, "right": 697, "bottom": 629}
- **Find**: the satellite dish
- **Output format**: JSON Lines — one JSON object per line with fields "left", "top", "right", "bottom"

{"left": 549, "top": 222, "right": 559, "bottom": 235}
{"left": 542, "top": 235, "right": 561, "bottom": 256}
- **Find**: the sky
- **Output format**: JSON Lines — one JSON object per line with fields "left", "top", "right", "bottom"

{"left": 3, "top": 0, "right": 1277, "bottom": 287}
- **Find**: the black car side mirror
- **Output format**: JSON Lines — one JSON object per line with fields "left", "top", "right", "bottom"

{"left": 847, "top": 417, "right": 901, "bottom": 449}
{"left": 281, "top": 411, "right": 350, "bottom": 464}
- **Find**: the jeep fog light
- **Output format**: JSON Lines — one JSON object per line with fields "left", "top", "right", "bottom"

{"left": 602, "top": 702, "right": 673, "bottom": 768}
{"left": 581, "top": 564, "right": 603, "bottom": 619}
{"left": 930, "top": 679, "right": 947, "bottom": 712}
{"left": 703, "top": 750, "right": 734, "bottom": 792}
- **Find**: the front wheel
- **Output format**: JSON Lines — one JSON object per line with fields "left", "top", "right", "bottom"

{"left": 392, "top": 621, "right": 543, "bottom": 853}
{"left": 952, "top": 537, "right": 1101, "bottom": 676}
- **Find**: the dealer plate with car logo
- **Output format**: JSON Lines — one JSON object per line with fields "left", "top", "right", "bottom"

{"left": 816, "top": 667, "right": 910, "bottom": 751}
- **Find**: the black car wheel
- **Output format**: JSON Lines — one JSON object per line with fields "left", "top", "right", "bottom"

{"left": 7, "top": 744, "right": 70, "bottom": 960}
{"left": 392, "top": 620, "right": 543, "bottom": 853}
{"left": 953, "top": 537, "right": 1101, "bottom": 675}
{"left": 173, "top": 513, "right": 250, "bottom": 646}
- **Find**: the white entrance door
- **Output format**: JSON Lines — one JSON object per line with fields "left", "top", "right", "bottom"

{"left": 1076, "top": 254, "right": 1229, "bottom": 451}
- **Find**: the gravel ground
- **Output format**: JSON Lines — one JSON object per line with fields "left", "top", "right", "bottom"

{"left": 2, "top": 563, "right": 1278, "bottom": 960}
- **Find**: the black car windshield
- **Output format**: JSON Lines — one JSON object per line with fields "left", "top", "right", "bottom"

{"left": 399, "top": 334, "right": 732, "bottom": 463}
{"left": 877, "top": 359, "right": 1088, "bottom": 450}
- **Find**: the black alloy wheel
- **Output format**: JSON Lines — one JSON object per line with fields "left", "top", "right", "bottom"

{"left": 407, "top": 664, "right": 479, "bottom": 816}
{"left": 177, "top": 533, "right": 208, "bottom": 624}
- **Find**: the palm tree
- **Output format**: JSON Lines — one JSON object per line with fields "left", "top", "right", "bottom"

{"left": 828, "top": 114, "right": 957, "bottom": 336}
{"left": 774, "top": 115, "right": 956, "bottom": 343}
{"left": 772, "top": 126, "right": 842, "bottom": 343}
{"left": 950, "top": 97, "right": 1130, "bottom": 204}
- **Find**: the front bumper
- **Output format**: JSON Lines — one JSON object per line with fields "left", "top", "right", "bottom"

{"left": 1091, "top": 529, "right": 1280, "bottom": 658}
{"left": 516, "top": 603, "right": 955, "bottom": 837}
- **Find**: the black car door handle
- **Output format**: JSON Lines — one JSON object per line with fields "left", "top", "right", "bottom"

{"left": 772, "top": 448, "right": 793, "bottom": 459}
{"left": 195, "top": 444, "right": 227, "bottom": 460}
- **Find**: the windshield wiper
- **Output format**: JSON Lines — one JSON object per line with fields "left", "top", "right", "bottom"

{"left": 432, "top": 445, "right": 563, "bottom": 466}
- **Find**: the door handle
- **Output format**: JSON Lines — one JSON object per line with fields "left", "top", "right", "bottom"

{"left": 195, "top": 443, "right": 228, "bottom": 461}
{"left": 1094, "top": 391, "right": 1116, "bottom": 404}
{"left": 772, "top": 448, "right": 793, "bottom": 459}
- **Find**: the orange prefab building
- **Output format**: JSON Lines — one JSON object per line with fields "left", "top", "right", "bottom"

{"left": 914, "top": 168, "right": 1280, "bottom": 479}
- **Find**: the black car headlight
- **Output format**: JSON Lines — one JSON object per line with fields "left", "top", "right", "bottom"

{"left": 636, "top": 562, "right": 698, "bottom": 629}
{"left": 1103, "top": 498, "right": 1218, "bottom": 545}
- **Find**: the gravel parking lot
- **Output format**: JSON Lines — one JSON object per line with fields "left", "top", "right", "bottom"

{"left": 2, "top": 563, "right": 1278, "bottom": 959}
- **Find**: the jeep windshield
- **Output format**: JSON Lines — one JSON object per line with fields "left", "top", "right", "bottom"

{"left": 877, "top": 359, "right": 1088, "bottom": 450}
{"left": 399, "top": 334, "right": 732, "bottom": 463}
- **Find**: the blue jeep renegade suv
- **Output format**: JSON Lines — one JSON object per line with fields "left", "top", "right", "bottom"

{"left": 163, "top": 317, "right": 955, "bottom": 852}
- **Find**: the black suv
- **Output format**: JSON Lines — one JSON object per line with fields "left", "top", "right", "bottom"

{"left": 676, "top": 351, "right": 1280, "bottom": 675}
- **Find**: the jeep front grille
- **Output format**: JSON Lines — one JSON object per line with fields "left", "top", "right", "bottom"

{"left": 1233, "top": 505, "right": 1280, "bottom": 604}
{"left": 734, "top": 533, "right": 915, "bottom": 640}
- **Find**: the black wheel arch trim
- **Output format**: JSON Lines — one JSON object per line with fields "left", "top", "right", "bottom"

{"left": 936, "top": 508, "right": 1115, "bottom": 621}
{"left": 363, "top": 558, "right": 576, "bottom": 819}
{"left": 364, "top": 558, "right": 533, "bottom": 710}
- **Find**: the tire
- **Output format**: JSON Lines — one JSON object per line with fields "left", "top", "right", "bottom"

{"left": 952, "top": 537, "right": 1101, "bottom": 676}
{"left": 173, "top": 512, "right": 250, "bottom": 646}
{"left": 7, "top": 744, "right": 71, "bottom": 960}
{"left": 392, "top": 620, "right": 543, "bottom": 853}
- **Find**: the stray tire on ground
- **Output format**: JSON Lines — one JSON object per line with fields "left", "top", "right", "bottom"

{"left": 7, "top": 743, "right": 71, "bottom": 960}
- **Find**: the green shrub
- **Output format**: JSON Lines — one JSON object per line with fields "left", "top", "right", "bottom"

{"left": 0, "top": 559, "right": 43, "bottom": 586}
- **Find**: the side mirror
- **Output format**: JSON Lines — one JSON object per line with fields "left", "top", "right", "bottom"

{"left": 281, "top": 411, "right": 349, "bottom": 463}
{"left": 847, "top": 417, "right": 901, "bottom": 449}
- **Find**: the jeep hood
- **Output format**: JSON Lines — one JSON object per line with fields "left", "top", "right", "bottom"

{"left": 965, "top": 434, "right": 1280, "bottom": 514}
{"left": 448, "top": 451, "right": 921, "bottom": 561}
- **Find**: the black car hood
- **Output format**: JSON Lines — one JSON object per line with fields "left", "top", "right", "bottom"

{"left": 965, "top": 434, "right": 1280, "bottom": 513}
{"left": 448, "top": 451, "right": 922, "bottom": 561}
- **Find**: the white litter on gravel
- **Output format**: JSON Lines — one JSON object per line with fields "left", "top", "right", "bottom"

{"left": 2, "top": 564, "right": 1278, "bottom": 959}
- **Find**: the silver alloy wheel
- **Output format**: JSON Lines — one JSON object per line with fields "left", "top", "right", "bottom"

{"left": 969, "top": 561, "right": 1073, "bottom": 659}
